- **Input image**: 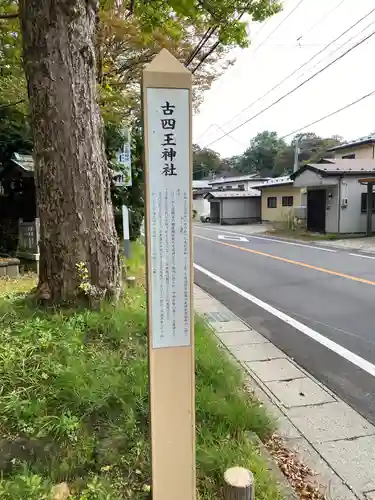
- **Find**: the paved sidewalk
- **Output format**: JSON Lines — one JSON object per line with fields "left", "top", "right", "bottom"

{"left": 317, "top": 237, "right": 375, "bottom": 253}
{"left": 194, "top": 285, "right": 375, "bottom": 500}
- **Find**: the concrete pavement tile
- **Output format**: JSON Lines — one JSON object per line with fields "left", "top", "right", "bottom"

{"left": 266, "top": 378, "right": 335, "bottom": 408}
{"left": 231, "top": 342, "right": 286, "bottom": 362}
{"left": 244, "top": 377, "right": 302, "bottom": 440}
{"left": 288, "top": 437, "right": 356, "bottom": 500}
{"left": 217, "top": 329, "right": 267, "bottom": 346}
{"left": 193, "top": 286, "right": 209, "bottom": 299}
{"left": 287, "top": 402, "right": 375, "bottom": 443}
{"left": 247, "top": 358, "right": 305, "bottom": 382}
{"left": 315, "top": 435, "right": 375, "bottom": 494}
{"left": 211, "top": 320, "right": 251, "bottom": 333}
{"left": 194, "top": 299, "right": 222, "bottom": 312}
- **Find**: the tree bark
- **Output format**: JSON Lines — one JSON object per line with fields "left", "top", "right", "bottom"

{"left": 19, "top": 0, "right": 121, "bottom": 304}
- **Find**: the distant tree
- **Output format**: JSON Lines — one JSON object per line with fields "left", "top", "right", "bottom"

{"left": 239, "top": 131, "right": 286, "bottom": 176}
{"left": 193, "top": 144, "right": 224, "bottom": 179}
{"left": 292, "top": 132, "right": 342, "bottom": 163}
{"left": 234, "top": 131, "right": 344, "bottom": 178}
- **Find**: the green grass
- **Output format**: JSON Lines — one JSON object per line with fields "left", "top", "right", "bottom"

{"left": 0, "top": 244, "right": 282, "bottom": 500}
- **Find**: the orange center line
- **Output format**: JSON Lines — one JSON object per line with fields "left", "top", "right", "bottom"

{"left": 194, "top": 233, "right": 375, "bottom": 287}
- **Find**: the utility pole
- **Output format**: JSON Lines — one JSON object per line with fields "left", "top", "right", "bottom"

{"left": 293, "top": 136, "right": 300, "bottom": 173}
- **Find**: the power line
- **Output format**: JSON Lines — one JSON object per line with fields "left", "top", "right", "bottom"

{"left": 252, "top": 0, "right": 307, "bottom": 54}
{"left": 297, "top": 0, "right": 347, "bottom": 44}
{"left": 250, "top": 17, "right": 271, "bottom": 39}
{"left": 304, "top": 19, "right": 374, "bottom": 77}
{"left": 203, "top": 28, "right": 375, "bottom": 148}
{"left": 280, "top": 90, "right": 375, "bottom": 139}
{"left": 220, "top": 6, "right": 375, "bottom": 129}
{"left": 196, "top": 124, "right": 245, "bottom": 146}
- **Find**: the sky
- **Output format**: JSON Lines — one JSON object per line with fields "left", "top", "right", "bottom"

{"left": 192, "top": 0, "right": 375, "bottom": 159}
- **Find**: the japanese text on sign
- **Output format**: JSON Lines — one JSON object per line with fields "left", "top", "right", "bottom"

{"left": 160, "top": 101, "right": 177, "bottom": 177}
{"left": 146, "top": 88, "right": 191, "bottom": 349}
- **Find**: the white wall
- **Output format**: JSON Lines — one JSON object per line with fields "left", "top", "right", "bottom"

{"left": 193, "top": 198, "right": 210, "bottom": 218}
{"left": 340, "top": 177, "right": 375, "bottom": 233}
{"left": 294, "top": 170, "right": 338, "bottom": 188}
{"left": 325, "top": 186, "right": 339, "bottom": 233}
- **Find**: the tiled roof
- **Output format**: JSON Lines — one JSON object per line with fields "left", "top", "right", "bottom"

{"left": 307, "top": 159, "right": 375, "bottom": 174}
{"left": 204, "top": 189, "right": 260, "bottom": 199}
{"left": 209, "top": 174, "right": 270, "bottom": 184}
{"left": 326, "top": 133, "right": 375, "bottom": 152}
{"left": 252, "top": 175, "right": 293, "bottom": 189}
{"left": 11, "top": 153, "right": 34, "bottom": 172}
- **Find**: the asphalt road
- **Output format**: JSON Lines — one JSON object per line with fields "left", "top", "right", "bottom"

{"left": 193, "top": 223, "right": 375, "bottom": 424}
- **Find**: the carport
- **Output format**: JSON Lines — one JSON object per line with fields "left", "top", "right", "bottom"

{"left": 204, "top": 190, "right": 261, "bottom": 225}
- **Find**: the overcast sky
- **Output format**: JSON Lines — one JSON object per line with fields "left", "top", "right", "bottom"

{"left": 193, "top": 0, "right": 375, "bottom": 159}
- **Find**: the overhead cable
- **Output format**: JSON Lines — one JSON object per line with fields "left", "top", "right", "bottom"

{"left": 203, "top": 28, "right": 375, "bottom": 147}
{"left": 280, "top": 90, "right": 375, "bottom": 139}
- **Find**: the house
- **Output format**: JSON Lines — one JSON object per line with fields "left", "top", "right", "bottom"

{"left": 327, "top": 133, "right": 375, "bottom": 160}
{"left": 291, "top": 159, "right": 375, "bottom": 234}
{"left": 252, "top": 176, "right": 305, "bottom": 224}
{"left": 204, "top": 189, "right": 261, "bottom": 225}
{"left": 208, "top": 173, "right": 270, "bottom": 192}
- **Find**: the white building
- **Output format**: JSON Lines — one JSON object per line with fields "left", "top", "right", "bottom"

{"left": 208, "top": 174, "right": 270, "bottom": 192}
{"left": 291, "top": 159, "right": 375, "bottom": 234}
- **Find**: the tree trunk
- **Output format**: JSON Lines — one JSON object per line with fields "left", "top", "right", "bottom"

{"left": 19, "top": 0, "right": 121, "bottom": 304}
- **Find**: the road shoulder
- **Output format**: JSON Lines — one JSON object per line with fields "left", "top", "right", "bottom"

{"left": 194, "top": 285, "right": 375, "bottom": 500}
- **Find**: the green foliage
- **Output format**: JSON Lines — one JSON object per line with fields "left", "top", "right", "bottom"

{"left": 193, "top": 143, "right": 225, "bottom": 179}
{"left": 225, "top": 130, "right": 343, "bottom": 177}
{"left": 238, "top": 130, "right": 286, "bottom": 176}
{"left": 0, "top": 251, "right": 281, "bottom": 500}
{"left": 0, "top": 106, "right": 32, "bottom": 164}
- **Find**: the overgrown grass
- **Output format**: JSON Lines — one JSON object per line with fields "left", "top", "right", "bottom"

{"left": 0, "top": 243, "right": 282, "bottom": 500}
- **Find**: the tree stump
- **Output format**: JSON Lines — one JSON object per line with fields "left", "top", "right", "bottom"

{"left": 224, "top": 467, "right": 254, "bottom": 500}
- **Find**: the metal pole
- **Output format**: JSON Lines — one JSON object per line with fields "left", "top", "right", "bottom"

{"left": 122, "top": 205, "right": 130, "bottom": 258}
{"left": 293, "top": 136, "right": 299, "bottom": 173}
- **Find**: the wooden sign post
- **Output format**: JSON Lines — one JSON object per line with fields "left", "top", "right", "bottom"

{"left": 142, "top": 50, "right": 195, "bottom": 500}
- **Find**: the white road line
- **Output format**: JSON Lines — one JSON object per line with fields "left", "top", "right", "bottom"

{"left": 194, "top": 225, "right": 337, "bottom": 252}
{"left": 218, "top": 234, "right": 249, "bottom": 242}
{"left": 349, "top": 253, "right": 375, "bottom": 260}
{"left": 194, "top": 263, "right": 375, "bottom": 378}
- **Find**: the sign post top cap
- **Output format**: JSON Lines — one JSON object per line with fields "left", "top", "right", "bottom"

{"left": 144, "top": 48, "right": 191, "bottom": 74}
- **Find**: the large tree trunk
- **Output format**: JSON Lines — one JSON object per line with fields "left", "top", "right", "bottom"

{"left": 19, "top": 0, "right": 121, "bottom": 304}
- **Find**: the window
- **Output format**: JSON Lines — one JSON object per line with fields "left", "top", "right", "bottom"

{"left": 238, "top": 184, "right": 245, "bottom": 191}
{"left": 267, "top": 196, "right": 277, "bottom": 208}
{"left": 342, "top": 153, "right": 355, "bottom": 159}
{"left": 361, "top": 192, "right": 375, "bottom": 213}
{"left": 282, "top": 196, "right": 294, "bottom": 207}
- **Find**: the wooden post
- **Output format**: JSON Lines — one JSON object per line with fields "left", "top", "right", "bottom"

{"left": 142, "top": 49, "right": 195, "bottom": 500}
{"left": 366, "top": 182, "right": 373, "bottom": 237}
{"left": 224, "top": 467, "right": 255, "bottom": 500}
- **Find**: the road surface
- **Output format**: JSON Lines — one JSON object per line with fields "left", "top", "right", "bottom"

{"left": 193, "top": 223, "right": 375, "bottom": 424}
